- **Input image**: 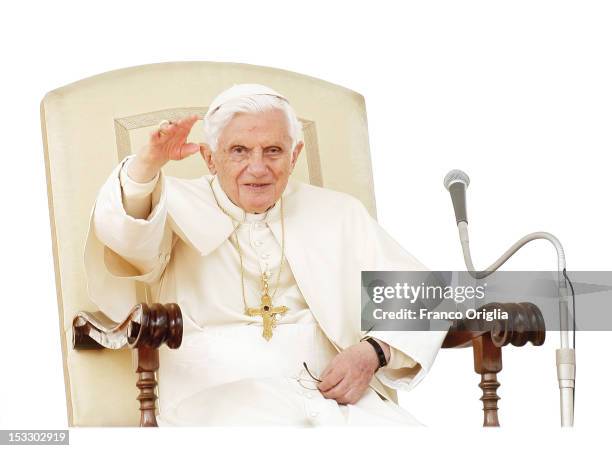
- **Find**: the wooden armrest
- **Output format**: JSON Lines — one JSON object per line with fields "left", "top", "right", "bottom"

{"left": 72, "top": 302, "right": 182, "bottom": 350}
{"left": 72, "top": 303, "right": 183, "bottom": 427}
{"left": 442, "top": 302, "right": 545, "bottom": 427}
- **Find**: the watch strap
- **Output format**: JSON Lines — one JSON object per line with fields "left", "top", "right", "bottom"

{"left": 361, "top": 336, "right": 388, "bottom": 369}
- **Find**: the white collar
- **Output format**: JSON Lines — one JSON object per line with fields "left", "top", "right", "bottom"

{"left": 210, "top": 175, "right": 282, "bottom": 224}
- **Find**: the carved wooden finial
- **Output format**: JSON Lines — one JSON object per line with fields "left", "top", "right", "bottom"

{"left": 472, "top": 334, "right": 503, "bottom": 427}
{"left": 479, "top": 372, "right": 501, "bottom": 427}
{"left": 443, "top": 302, "right": 545, "bottom": 427}
{"left": 136, "top": 346, "right": 159, "bottom": 427}
{"left": 72, "top": 302, "right": 183, "bottom": 427}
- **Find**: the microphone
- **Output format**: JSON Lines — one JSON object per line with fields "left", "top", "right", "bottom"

{"left": 443, "top": 169, "right": 470, "bottom": 224}
{"left": 443, "top": 168, "right": 575, "bottom": 427}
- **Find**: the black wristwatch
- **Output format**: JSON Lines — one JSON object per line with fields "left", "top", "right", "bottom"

{"left": 361, "top": 336, "right": 388, "bottom": 369}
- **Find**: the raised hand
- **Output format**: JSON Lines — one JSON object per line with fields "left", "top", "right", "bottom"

{"left": 129, "top": 114, "right": 200, "bottom": 183}
{"left": 150, "top": 114, "right": 201, "bottom": 162}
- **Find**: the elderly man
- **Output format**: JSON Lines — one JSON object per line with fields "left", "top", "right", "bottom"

{"left": 84, "top": 84, "right": 447, "bottom": 426}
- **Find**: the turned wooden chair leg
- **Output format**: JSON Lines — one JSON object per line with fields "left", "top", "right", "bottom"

{"left": 472, "top": 335, "right": 502, "bottom": 427}
{"left": 136, "top": 346, "right": 159, "bottom": 427}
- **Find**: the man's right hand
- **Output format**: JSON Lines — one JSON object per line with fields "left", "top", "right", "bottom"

{"left": 128, "top": 114, "right": 200, "bottom": 183}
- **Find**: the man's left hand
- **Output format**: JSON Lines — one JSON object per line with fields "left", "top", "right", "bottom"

{"left": 317, "top": 339, "right": 390, "bottom": 405}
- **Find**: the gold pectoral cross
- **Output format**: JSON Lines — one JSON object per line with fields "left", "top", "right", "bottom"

{"left": 245, "top": 273, "right": 288, "bottom": 341}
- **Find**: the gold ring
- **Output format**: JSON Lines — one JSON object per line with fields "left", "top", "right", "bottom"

{"left": 157, "top": 119, "right": 171, "bottom": 136}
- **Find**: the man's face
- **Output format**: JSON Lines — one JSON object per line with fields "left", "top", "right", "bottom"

{"left": 201, "top": 108, "right": 303, "bottom": 214}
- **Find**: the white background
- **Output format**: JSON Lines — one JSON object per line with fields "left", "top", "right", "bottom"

{"left": 1, "top": 0, "right": 610, "bottom": 449}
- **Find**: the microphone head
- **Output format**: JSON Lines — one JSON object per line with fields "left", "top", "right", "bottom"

{"left": 443, "top": 169, "right": 470, "bottom": 191}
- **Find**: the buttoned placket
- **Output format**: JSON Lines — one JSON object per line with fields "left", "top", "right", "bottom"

{"left": 248, "top": 220, "right": 277, "bottom": 283}
{"left": 289, "top": 369, "right": 323, "bottom": 424}
{"left": 209, "top": 176, "right": 285, "bottom": 314}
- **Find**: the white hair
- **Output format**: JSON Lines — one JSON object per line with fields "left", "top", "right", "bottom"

{"left": 202, "top": 87, "right": 302, "bottom": 153}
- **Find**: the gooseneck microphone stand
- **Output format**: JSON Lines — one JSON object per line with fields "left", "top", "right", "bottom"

{"left": 444, "top": 169, "right": 575, "bottom": 427}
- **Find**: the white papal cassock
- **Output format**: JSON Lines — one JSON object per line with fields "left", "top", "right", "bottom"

{"left": 83, "top": 155, "right": 448, "bottom": 426}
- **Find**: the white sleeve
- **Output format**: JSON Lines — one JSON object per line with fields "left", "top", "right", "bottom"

{"left": 350, "top": 198, "right": 449, "bottom": 392}
{"left": 119, "top": 156, "right": 160, "bottom": 220}
{"left": 84, "top": 156, "right": 175, "bottom": 322}
{"left": 93, "top": 156, "right": 171, "bottom": 277}
{"left": 368, "top": 331, "right": 427, "bottom": 391}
